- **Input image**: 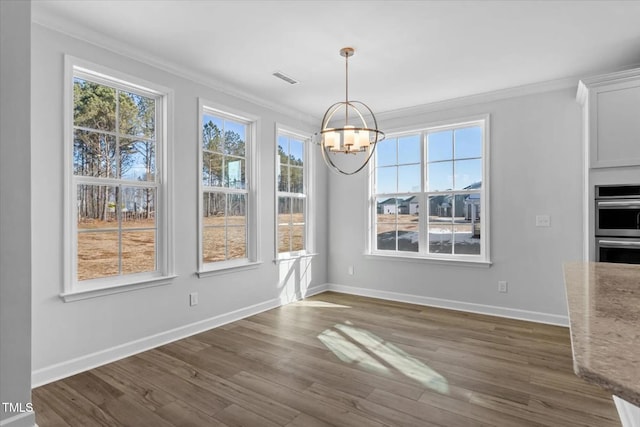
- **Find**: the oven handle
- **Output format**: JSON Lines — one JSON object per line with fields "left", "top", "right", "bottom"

{"left": 598, "top": 240, "right": 640, "bottom": 248}
{"left": 597, "top": 201, "right": 640, "bottom": 208}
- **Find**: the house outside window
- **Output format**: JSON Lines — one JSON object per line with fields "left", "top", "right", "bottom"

{"left": 371, "top": 116, "right": 490, "bottom": 263}
{"left": 276, "top": 127, "right": 312, "bottom": 257}
{"left": 64, "top": 57, "right": 173, "bottom": 300}
{"left": 198, "top": 100, "right": 259, "bottom": 274}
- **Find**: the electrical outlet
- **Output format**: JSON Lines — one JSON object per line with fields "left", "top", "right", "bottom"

{"left": 498, "top": 281, "right": 508, "bottom": 293}
{"left": 189, "top": 292, "right": 199, "bottom": 306}
{"left": 535, "top": 215, "right": 551, "bottom": 227}
{"left": 347, "top": 265, "right": 354, "bottom": 276}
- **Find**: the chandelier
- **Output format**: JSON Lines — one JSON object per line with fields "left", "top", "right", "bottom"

{"left": 316, "top": 47, "right": 385, "bottom": 175}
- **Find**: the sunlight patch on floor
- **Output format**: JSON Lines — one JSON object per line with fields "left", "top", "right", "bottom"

{"left": 318, "top": 322, "right": 449, "bottom": 394}
{"left": 317, "top": 329, "right": 390, "bottom": 374}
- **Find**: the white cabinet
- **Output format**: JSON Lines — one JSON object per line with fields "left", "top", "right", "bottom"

{"left": 578, "top": 68, "right": 640, "bottom": 168}
{"left": 578, "top": 68, "right": 640, "bottom": 262}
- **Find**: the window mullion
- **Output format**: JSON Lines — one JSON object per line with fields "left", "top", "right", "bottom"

{"left": 117, "top": 184, "right": 123, "bottom": 275}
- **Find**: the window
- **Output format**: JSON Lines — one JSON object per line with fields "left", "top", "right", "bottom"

{"left": 199, "top": 100, "right": 259, "bottom": 273}
{"left": 276, "top": 127, "right": 312, "bottom": 257}
{"left": 64, "top": 57, "right": 173, "bottom": 299}
{"left": 371, "top": 117, "right": 489, "bottom": 263}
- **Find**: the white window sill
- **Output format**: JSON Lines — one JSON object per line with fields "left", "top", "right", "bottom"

{"left": 273, "top": 252, "right": 318, "bottom": 264}
{"left": 197, "top": 260, "right": 262, "bottom": 278}
{"left": 365, "top": 252, "right": 492, "bottom": 268}
{"left": 60, "top": 274, "right": 177, "bottom": 302}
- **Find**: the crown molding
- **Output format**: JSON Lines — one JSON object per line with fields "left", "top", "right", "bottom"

{"left": 31, "top": 11, "right": 317, "bottom": 127}
{"left": 576, "top": 65, "right": 640, "bottom": 106}
{"left": 375, "top": 75, "right": 580, "bottom": 122}
{"left": 578, "top": 66, "right": 640, "bottom": 87}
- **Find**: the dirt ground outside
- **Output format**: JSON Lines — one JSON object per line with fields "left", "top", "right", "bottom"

{"left": 376, "top": 214, "right": 480, "bottom": 254}
{"left": 77, "top": 213, "right": 306, "bottom": 280}
{"left": 77, "top": 218, "right": 156, "bottom": 281}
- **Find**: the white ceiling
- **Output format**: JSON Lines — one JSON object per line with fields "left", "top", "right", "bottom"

{"left": 33, "top": 1, "right": 640, "bottom": 120}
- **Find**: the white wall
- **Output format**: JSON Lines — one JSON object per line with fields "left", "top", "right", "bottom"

{"left": 1, "top": 1, "right": 36, "bottom": 426}
{"left": 327, "top": 87, "right": 583, "bottom": 325}
{"left": 30, "top": 24, "right": 328, "bottom": 385}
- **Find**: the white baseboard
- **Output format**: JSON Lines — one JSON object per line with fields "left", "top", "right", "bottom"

{"left": 326, "top": 283, "right": 569, "bottom": 327}
{"left": 32, "top": 284, "right": 327, "bottom": 388}
{"left": 0, "top": 411, "right": 36, "bottom": 427}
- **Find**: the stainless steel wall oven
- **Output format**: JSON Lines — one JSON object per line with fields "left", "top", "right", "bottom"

{"left": 596, "top": 185, "right": 640, "bottom": 264}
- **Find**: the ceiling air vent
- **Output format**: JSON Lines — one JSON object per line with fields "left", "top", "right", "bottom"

{"left": 273, "top": 71, "right": 299, "bottom": 85}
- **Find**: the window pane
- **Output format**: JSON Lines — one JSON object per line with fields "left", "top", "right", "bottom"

{"left": 203, "top": 115, "right": 224, "bottom": 152}
{"left": 119, "top": 91, "right": 155, "bottom": 138}
{"left": 203, "top": 226, "right": 225, "bottom": 263}
{"left": 428, "top": 161, "right": 453, "bottom": 192}
{"left": 122, "top": 230, "right": 156, "bottom": 274}
{"left": 454, "top": 159, "right": 482, "bottom": 190}
{"left": 279, "top": 165, "right": 290, "bottom": 192}
{"left": 227, "top": 226, "right": 246, "bottom": 260}
{"left": 121, "top": 187, "right": 155, "bottom": 224}
{"left": 278, "top": 225, "right": 291, "bottom": 253}
{"left": 292, "top": 197, "right": 304, "bottom": 223}
{"left": 377, "top": 224, "right": 397, "bottom": 251}
{"left": 120, "top": 139, "right": 155, "bottom": 181}
{"left": 398, "top": 198, "right": 419, "bottom": 252}
{"left": 454, "top": 126, "right": 482, "bottom": 159}
{"left": 290, "top": 166, "right": 303, "bottom": 193}
{"left": 278, "top": 135, "right": 289, "bottom": 159}
{"left": 226, "top": 157, "right": 245, "bottom": 189}
{"left": 73, "top": 130, "right": 116, "bottom": 178}
{"left": 76, "top": 183, "right": 119, "bottom": 281}
{"left": 77, "top": 231, "right": 119, "bottom": 281}
{"left": 290, "top": 139, "right": 304, "bottom": 167}
{"left": 428, "top": 194, "right": 453, "bottom": 254}
{"left": 203, "top": 192, "right": 225, "bottom": 224}
{"left": 292, "top": 225, "right": 305, "bottom": 252}
{"left": 377, "top": 197, "right": 397, "bottom": 219}
{"left": 227, "top": 194, "right": 246, "bottom": 226}
{"left": 376, "top": 166, "right": 397, "bottom": 194}
{"left": 376, "top": 137, "right": 397, "bottom": 167}
{"left": 427, "top": 130, "right": 453, "bottom": 162}
{"left": 429, "top": 224, "right": 453, "bottom": 254}
{"left": 398, "top": 223, "right": 419, "bottom": 252}
{"left": 398, "top": 135, "right": 420, "bottom": 164}
{"left": 278, "top": 197, "right": 291, "bottom": 224}
{"left": 376, "top": 197, "right": 397, "bottom": 251}
{"left": 398, "top": 164, "right": 421, "bottom": 193}
{"left": 453, "top": 193, "right": 481, "bottom": 255}
{"left": 74, "top": 78, "right": 116, "bottom": 132}
{"left": 77, "top": 184, "right": 118, "bottom": 225}
{"left": 203, "top": 152, "right": 223, "bottom": 187}
{"left": 224, "top": 120, "right": 246, "bottom": 156}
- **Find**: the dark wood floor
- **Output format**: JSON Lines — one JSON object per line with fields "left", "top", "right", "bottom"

{"left": 33, "top": 292, "right": 620, "bottom": 426}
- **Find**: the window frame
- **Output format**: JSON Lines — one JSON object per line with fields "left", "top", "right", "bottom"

{"left": 368, "top": 115, "right": 491, "bottom": 265}
{"left": 275, "top": 124, "right": 314, "bottom": 260}
{"left": 62, "top": 55, "right": 175, "bottom": 302}
{"left": 197, "top": 98, "right": 260, "bottom": 276}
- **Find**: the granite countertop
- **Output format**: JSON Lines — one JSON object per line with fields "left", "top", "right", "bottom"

{"left": 563, "top": 262, "right": 640, "bottom": 406}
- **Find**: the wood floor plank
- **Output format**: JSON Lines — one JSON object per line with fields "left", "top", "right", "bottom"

{"left": 230, "top": 371, "right": 387, "bottom": 427}
{"left": 154, "top": 400, "right": 229, "bottom": 427}
{"left": 305, "top": 382, "right": 440, "bottom": 427}
{"left": 136, "top": 349, "right": 302, "bottom": 425}
{"left": 33, "top": 292, "right": 620, "bottom": 426}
